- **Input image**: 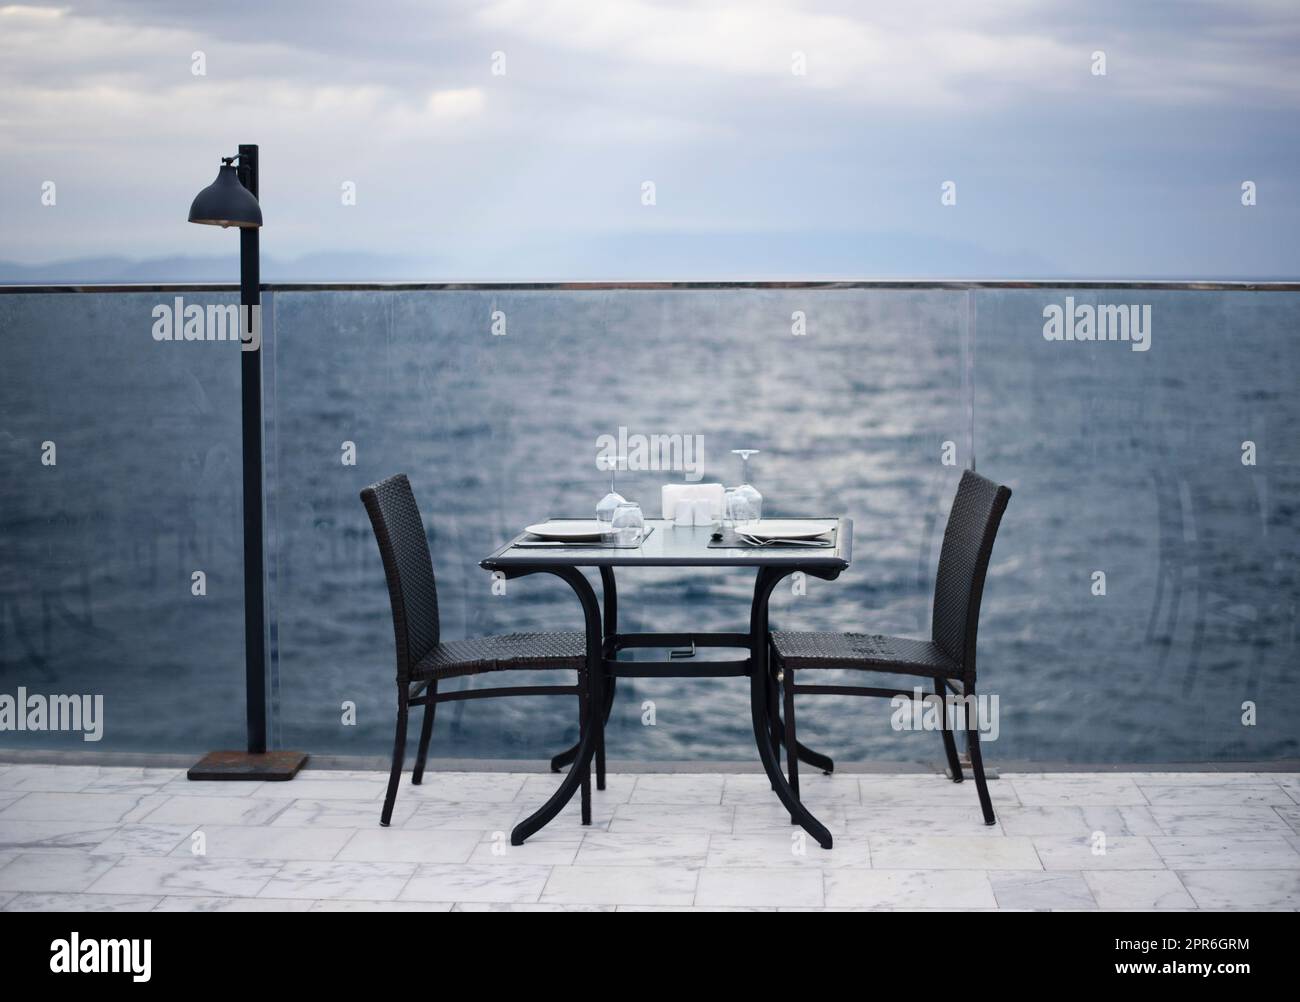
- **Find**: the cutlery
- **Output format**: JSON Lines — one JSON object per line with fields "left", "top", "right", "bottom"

{"left": 512, "top": 540, "right": 591, "bottom": 548}
{"left": 737, "top": 534, "right": 833, "bottom": 548}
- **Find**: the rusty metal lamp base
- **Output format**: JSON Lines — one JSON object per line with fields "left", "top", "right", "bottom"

{"left": 187, "top": 750, "right": 308, "bottom": 781}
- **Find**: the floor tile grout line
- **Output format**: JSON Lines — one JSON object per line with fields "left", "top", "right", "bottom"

{"left": 391, "top": 859, "right": 424, "bottom": 903}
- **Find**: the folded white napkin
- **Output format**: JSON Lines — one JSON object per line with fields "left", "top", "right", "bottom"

{"left": 661, "top": 483, "right": 725, "bottom": 521}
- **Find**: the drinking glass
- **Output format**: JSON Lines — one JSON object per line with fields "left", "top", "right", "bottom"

{"left": 596, "top": 454, "right": 627, "bottom": 532}
{"left": 729, "top": 449, "right": 763, "bottom": 531}
{"left": 720, "top": 487, "right": 742, "bottom": 543}
{"left": 610, "top": 501, "right": 645, "bottom": 546}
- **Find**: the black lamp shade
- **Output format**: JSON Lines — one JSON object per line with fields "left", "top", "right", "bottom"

{"left": 188, "top": 164, "right": 263, "bottom": 228}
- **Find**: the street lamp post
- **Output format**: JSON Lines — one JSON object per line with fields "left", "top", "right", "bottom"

{"left": 186, "top": 144, "right": 305, "bottom": 781}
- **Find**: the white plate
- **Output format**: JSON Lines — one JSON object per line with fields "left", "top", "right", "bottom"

{"left": 739, "top": 519, "right": 835, "bottom": 541}
{"left": 523, "top": 520, "right": 607, "bottom": 541}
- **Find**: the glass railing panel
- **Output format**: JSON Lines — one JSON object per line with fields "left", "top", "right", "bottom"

{"left": 973, "top": 287, "right": 1300, "bottom": 762}
{"left": 0, "top": 290, "right": 245, "bottom": 752}
{"left": 271, "top": 288, "right": 970, "bottom": 760}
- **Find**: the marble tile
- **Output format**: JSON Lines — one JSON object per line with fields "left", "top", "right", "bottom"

{"left": 88, "top": 856, "right": 284, "bottom": 897}
{"left": 1150, "top": 836, "right": 1300, "bottom": 870}
{"left": 706, "top": 832, "right": 861, "bottom": 868}
{"left": 731, "top": 802, "right": 849, "bottom": 835}
{"left": 696, "top": 867, "right": 823, "bottom": 908}
{"left": 517, "top": 773, "right": 634, "bottom": 805}
{"left": 619, "top": 904, "right": 770, "bottom": 912}
{"left": 260, "top": 860, "right": 415, "bottom": 900}
{"left": 723, "top": 773, "right": 860, "bottom": 806}
{"left": 309, "top": 899, "right": 453, "bottom": 912}
{"left": 824, "top": 869, "right": 997, "bottom": 909}
{"left": 527, "top": 795, "right": 619, "bottom": 831}
{"left": 0, "top": 819, "right": 125, "bottom": 853}
{"left": 93, "top": 824, "right": 195, "bottom": 856}
{"left": 460, "top": 902, "right": 617, "bottom": 912}
{"left": 0, "top": 852, "right": 122, "bottom": 893}
{"left": 630, "top": 774, "right": 725, "bottom": 805}
{"left": 0, "top": 765, "right": 101, "bottom": 792}
{"left": 153, "top": 896, "right": 314, "bottom": 912}
{"left": 3, "top": 892, "right": 162, "bottom": 912}
{"left": 337, "top": 828, "right": 481, "bottom": 864}
{"left": 1268, "top": 775, "right": 1300, "bottom": 804}
{"left": 404, "top": 772, "right": 526, "bottom": 803}
{"left": 859, "top": 775, "right": 1020, "bottom": 806}
{"left": 1138, "top": 783, "right": 1294, "bottom": 807}
{"left": 244, "top": 779, "right": 386, "bottom": 801}
{"left": 468, "top": 838, "right": 581, "bottom": 866}
{"left": 0, "top": 791, "right": 167, "bottom": 824}
{"left": 608, "top": 803, "right": 734, "bottom": 835}
{"left": 83, "top": 768, "right": 186, "bottom": 795}
{"left": 540, "top": 865, "right": 698, "bottom": 907}
{"left": 1115, "top": 772, "right": 1263, "bottom": 785}
{"left": 269, "top": 800, "right": 405, "bottom": 831}
{"left": 868, "top": 836, "right": 1041, "bottom": 870}
{"left": 0, "top": 792, "right": 26, "bottom": 812}
{"left": 1179, "top": 869, "right": 1300, "bottom": 910}
{"left": 1148, "top": 806, "right": 1292, "bottom": 836}
{"left": 397, "top": 800, "right": 519, "bottom": 832}
{"left": 300, "top": 770, "right": 404, "bottom": 782}
{"left": 157, "top": 778, "right": 267, "bottom": 798}
{"left": 989, "top": 871, "right": 1096, "bottom": 910}
{"left": 1011, "top": 776, "right": 1148, "bottom": 806}
{"left": 1032, "top": 835, "right": 1164, "bottom": 870}
{"left": 575, "top": 831, "right": 710, "bottom": 868}
{"left": 844, "top": 803, "right": 1003, "bottom": 837}
{"left": 172, "top": 825, "right": 355, "bottom": 861}
{"left": 998, "top": 805, "right": 1160, "bottom": 837}
{"left": 1084, "top": 870, "right": 1196, "bottom": 909}
{"left": 401, "top": 862, "right": 550, "bottom": 903}
{"left": 139, "top": 795, "right": 288, "bottom": 826}
{"left": 5, "top": 766, "right": 1296, "bottom": 911}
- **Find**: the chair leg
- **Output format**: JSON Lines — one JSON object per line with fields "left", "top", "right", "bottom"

{"left": 594, "top": 669, "right": 607, "bottom": 792}
{"left": 380, "top": 687, "right": 409, "bottom": 827}
{"left": 937, "top": 678, "right": 963, "bottom": 783}
{"left": 578, "top": 673, "right": 592, "bottom": 826}
{"left": 767, "top": 670, "right": 782, "bottom": 771}
{"left": 966, "top": 695, "right": 995, "bottom": 825}
{"left": 412, "top": 680, "right": 438, "bottom": 785}
{"left": 782, "top": 667, "right": 799, "bottom": 817}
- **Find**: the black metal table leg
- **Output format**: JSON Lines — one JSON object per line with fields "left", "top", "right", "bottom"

{"left": 508, "top": 566, "right": 602, "bottom": 845}
{"left": 768, "top": 715, "right": 835, "bottom": 775}
{"left": 748, "top": 567, "right": 833, "bottom": 850}
{"left": 550, "top": 566, "right": 618, "bottom": 777}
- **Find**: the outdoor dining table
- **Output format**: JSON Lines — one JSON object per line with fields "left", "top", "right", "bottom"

{"left": 480, "top": 517, "right": 853, "bottom": 849}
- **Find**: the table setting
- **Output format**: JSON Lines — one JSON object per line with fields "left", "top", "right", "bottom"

{"left": 479, "top": 446, "right": 853, "bottom": 848}
{"left": 511, "top": 448, "right": 840, "bottom": 551}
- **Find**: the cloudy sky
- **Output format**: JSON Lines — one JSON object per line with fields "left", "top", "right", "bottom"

{"left": 1, "top": 0, "right": 1297, "bottom": 279}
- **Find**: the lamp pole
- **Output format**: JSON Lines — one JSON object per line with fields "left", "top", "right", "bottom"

{"left": 186, "top": 144, "right": 306, "bottom": 781}
{"left": 237, "top": 144, "right": 267, "bottom": 756}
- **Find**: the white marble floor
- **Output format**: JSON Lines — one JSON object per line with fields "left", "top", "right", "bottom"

{"left": 1, "top": 764, "right": 1298, "bottom": 911}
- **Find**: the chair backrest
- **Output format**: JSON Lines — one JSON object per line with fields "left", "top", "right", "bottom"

{"left": 360, "top": 474, "right": 440, "bottom": 682}
{"left": 931, "top": 469, "right": 1012, "bottom": 671}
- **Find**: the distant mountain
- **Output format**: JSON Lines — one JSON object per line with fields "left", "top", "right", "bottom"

{"left": 0, "top": 252, "right": 445, "bottom": 285}
{"left": 12, "top": 230, "right": 1282, "bottom": 285}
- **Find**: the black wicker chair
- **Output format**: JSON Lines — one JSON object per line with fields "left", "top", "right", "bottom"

{"left": 361, "top": 473, "right": 591, "bottom": 826}
{"left": 770, "top": 469, "right": 1012, "bottom": 825}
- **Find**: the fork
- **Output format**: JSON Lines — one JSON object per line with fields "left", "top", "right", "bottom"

{"left": 737, "top": 533, "right": 833, "bottom": 547}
